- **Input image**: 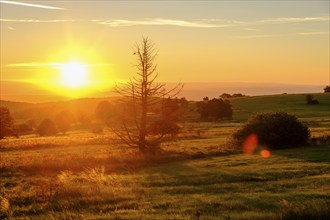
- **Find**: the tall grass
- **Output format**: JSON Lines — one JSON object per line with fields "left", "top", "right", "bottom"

{"left": 278, "top": 200, "right": 330, "bottom": 220}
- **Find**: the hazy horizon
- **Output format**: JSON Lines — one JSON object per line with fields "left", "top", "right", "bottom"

{"left": 1, "top": 80, "right": 325, "bottom": 103}
{"left": 1, "top": 0, "right": 329, "bottom": 101}
{"left": 0, "top": 1, "right": 329, "bottom": 101}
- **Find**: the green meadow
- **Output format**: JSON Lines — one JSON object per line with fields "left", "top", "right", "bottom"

{"left": 1, "top": 93, "right": 329, "bottom": 219}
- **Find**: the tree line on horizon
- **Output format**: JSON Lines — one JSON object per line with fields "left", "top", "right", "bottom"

{"left": 0, "top": 94, "right": 234, "bottom": 139}
{"left": 1, "top": 37, "right": 328, "bottom": 153}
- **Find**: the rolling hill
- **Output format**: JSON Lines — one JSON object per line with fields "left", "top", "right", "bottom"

{"left": 1, "top": 93, "right": 329, "bottom": 124}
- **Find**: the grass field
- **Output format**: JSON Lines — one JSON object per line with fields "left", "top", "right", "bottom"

{"left": 1, "top": 93, "right": 329, "bottom": 219}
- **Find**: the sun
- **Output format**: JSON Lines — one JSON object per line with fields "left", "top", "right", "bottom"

{"left": 60, "top": 61, "right": 88, "bottom": 88}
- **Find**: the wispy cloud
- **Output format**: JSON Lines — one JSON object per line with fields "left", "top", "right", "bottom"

{"left": 297, "top": 31, "right": 329, "bottom": 35}
{"left": 234, "top": 31, "right": 329, "bottom": 39}
{"left": 1, "top": 18, "right": 74, "bottom": 23}
{"left": 243, "top": 28, "right": 258, "bottom": 31}
{"left": 92, "top": 18, "right": 234, "bottom": 28}
{"left": 258, "top": 16, "right": 329, "bottom": 24}
{"left": 6, "top": 62, "right": 113, "bottom": 68}
{"left": 0, "top": 0, "right": 65, "bottom": 10}
{"left": 92, "top": 16, "right": 329, "bottom": 28}
{"left": 2, "top": 15, "right": 328, "bottom": 27}
{"left": 6, "top": 62, "right": 61, "bottom": 68}
{"left": 234, "top": 34, "right": 275, "bottom": 39}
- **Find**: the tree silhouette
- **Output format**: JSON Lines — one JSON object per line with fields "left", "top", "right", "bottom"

{"left": 55, "top": 111, "right": 73, "bottom": 134}
{"left": 110, "top": 37, "right": 182, "bottom": 153}
{"left": 0, "top": 107, "right": 15, "bottom": 139}
{"left": 305, "top": 94, "right": 319, "bottom": 105}
{"left": 36, "top": 118, "right": 58, "bottom": 136}
{"left": 196, "top": 98, "right": 233, "bottom": 120}
{"left": 220, "top": 93, "right": 231, "bottom": 99}
{"left": 95, "top": 101, "right": 113, "bottom": 122}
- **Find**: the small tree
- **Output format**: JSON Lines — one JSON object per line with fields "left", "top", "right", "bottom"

{"left": 306, "top": 94, "right": 319, "bottom": 105}
{"left": 220, "top": 93, "right": 231, "bottom": 99}
{"left": 77, "top": 112, "right": 92, "bottom": 127}
{"left": 0, "top": 107, "right": 15, "bottom": 139}
{"left": 110, "top": 37, "right": 182, "bottom": 153}
{"left": 36, "top": 118, "right": 58, "bottom": 136}
{"left": 196, "top": 98, "right": 233, "bottom": 120}
{"left": 17, "top": 122, "right": 33, "bottom": 134}
{"left": 95, "top": 101, "right": 113, "bottom": 122}
{"left": 232, "top": 93, "right": 245, "bottom": 98}
{"left": 55, "top": 111, "right": 73, "bottom": 134}
{"left": 324, "top": 85, "right": 330, "bottom": 93}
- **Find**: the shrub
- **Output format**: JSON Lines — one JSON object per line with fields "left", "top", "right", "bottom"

{"left": 196, "top": 98, "right": 233, "bottom": 120}
{"left": 306, "top": 94, "right": 319, "bottom": 105}
{"left": 220, "top": 93, "right": 231, "bottom": 99}
{"left": 36, "top": 118, "right": 58, "bottom": 136}
{"left": 95, "top": 101, "right": 112, "bottom": 122}
{"left": 232, "top": 93, "right": 245, "bottom": 98}
{"left": 149, "top": 120, "right": 181, "bottom": 137}
{"left": 55, "top": 111, "right": 74, "bottom": 134}
{"left": 0, "top": 107, "right": 15, "bottom": 139}
{"left": 17, "top": 122, "right": 33, "bottom": 134}
{"left": 232, "top": 112, "right": 310, "bottom": 149}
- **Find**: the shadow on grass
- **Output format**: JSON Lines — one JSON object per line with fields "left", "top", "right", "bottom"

{"left": 272, "top": 144, "right": 330, "bottom": 164}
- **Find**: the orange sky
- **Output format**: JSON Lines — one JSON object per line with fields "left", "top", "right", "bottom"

{"left": 0, "top": 1, "right": 329, "bottom": 98}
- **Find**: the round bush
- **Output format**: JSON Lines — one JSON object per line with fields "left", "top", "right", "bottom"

{"left": 232, "top": 112, "right": 310, "bottom": 149}
{"left": 36, "top": 118, "right": 58, "bottom": 136}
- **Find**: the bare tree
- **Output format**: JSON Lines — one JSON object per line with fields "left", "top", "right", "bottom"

{"left": 110, "top": 37, "right": 182, "bottom": 153}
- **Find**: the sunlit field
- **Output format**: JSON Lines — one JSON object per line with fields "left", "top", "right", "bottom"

{"left": 1, "top": 0, "right": 329, "bottom": 219}
{"left": 1, "top": 93, "right": 329, "bottom": 219}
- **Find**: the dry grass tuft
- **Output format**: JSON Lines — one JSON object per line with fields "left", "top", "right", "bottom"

{"left": 0, "top": 195, "right": 10, "bottom": 219}
{"left": 278, "top": 200, "right": 330, "bottom": 220}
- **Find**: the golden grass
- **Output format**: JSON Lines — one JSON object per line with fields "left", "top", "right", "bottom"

{"left": 1, "top": 96, "right": 329, "bottom": 219}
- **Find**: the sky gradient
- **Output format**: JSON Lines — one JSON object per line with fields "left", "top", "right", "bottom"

{"left": 1, "top": 0, "right": 329, "bottom": 98}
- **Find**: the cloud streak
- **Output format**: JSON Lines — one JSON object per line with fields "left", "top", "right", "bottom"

{"left": 258, "top": 16, "right": 329, "bottom": 24}
{"left": 234, "top": 34, "right": 275, "bottom": 39}
{"left": 92, "top": 18, "right": 235, "bottom": 28}
{"left": 1, "top": 15, "right": 328, "bottom": 27}
{"left": 93, "top": 15, "right": 329, "bottom": 28}
{"left": 6, "top": 62, "right": 113, "bottom": 68}
{"left": 297, "top": 31, "right": 329, "bottom": 35}
{"left": 0, "top": 0, "right": 65, "bottom": 10}
{"left": 1, "top": 18, "right": 74, "bottom": 23}
{"left": 234, "top": 31, "right": 329, "bottom": 39}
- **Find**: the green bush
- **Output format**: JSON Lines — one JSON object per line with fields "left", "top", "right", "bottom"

{"left": 232, "top": 112, "right": 310, "bottom": 149}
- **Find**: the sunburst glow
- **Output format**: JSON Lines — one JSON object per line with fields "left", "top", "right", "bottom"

{"left": 60, "top": 62, "right": 88, "bottom": 88}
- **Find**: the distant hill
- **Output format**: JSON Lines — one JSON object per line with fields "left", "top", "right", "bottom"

{"left": 1, "top": 81, "right": 70, "bottom": 103}
{"left": 1, "top": 80, "right": 324, "bottom": 103}
{"left": 0, "top": 100, "right": 35, "bottom": 112}
{"left": 1, "top": 93, "right": 329, "bottom": 125}
{"left": 230, "top": 93, "right": 330, "bottom": 122}
{"left": 178, "top": 82, "right": 324, "bottom": 100}
{"left": 0, "top": 97, "right": 117, "bottom": 123}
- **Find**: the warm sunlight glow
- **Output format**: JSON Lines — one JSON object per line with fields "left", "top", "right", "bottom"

{"left": 261, "top": 150, "right": 271, "bottom": 158}
{"left": 243, "top": 134, "right": 258, "bottom": 155}
{"left": 60, "top": 62, "right": 87, "bottom": 88}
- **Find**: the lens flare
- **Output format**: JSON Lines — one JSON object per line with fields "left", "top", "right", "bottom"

{"left": 261, "top": 150, "right": 271, "bottom": 158}
{"left": 243, "top": 134, "right": 258, "bottom": 154}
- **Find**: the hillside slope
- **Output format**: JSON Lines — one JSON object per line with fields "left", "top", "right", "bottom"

{"left": 231, "top": 93, "right": 330, "bottom": 121}
{"left": 1, "top": 93, "right": 329, "bottom": 123}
